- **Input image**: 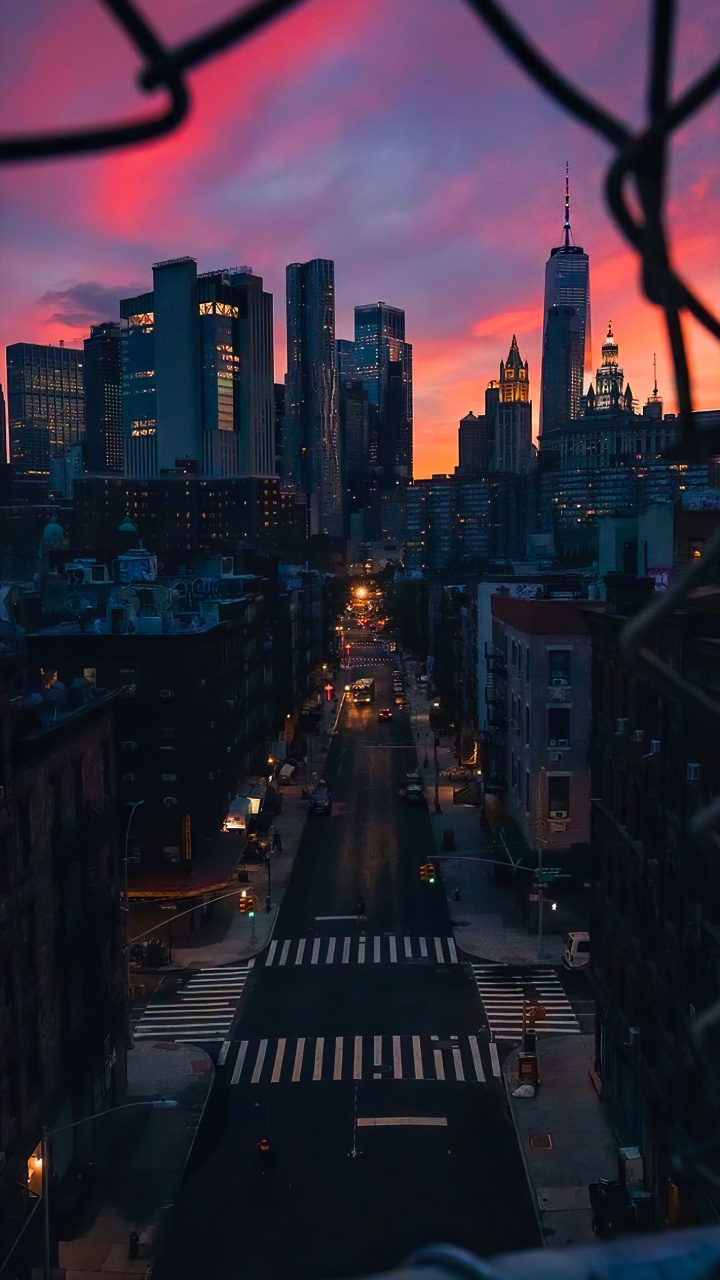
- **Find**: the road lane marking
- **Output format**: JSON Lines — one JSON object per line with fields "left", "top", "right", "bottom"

{"left": 311, "top": 937, "right": 321, "bottom": 965}
{"left": 373, "top": 937, "right": 381, "bottom": 963}
{"left": 353, "top": 1036, "right": 362, "bottom": 1080}
{"left": 358, "top": 939, "right": 366, "bottom": 964}
{"left": 452, "top": 1039, "right": 464, "bottom": 1081}
{"left": 326, "top": 937, "right": 336, "bottom": 964}
{"left": 404, "top": 937, "right": 412, "bottom": 958}
{"left": 489, "top": 1042, "right": 501, "bottom": 1078}
{"left": 333, "top": 1037, "right": 344, "bottom": 1080}
{"left": 419, "top": 937, "right": 428, "bottom": 957}
{"left": 251, "top": 1039, "right": 268, "bottom": 1084}
{"left": 266, "top": 941, "right": 278, "bottom": 967}
{"left": 357, "top": 1117, "right": 447, "bottom": 1128}
{"left": 271, "top": 1038, "right": 286, "bottom": 1083}
{"left": 315, "top": 915, "right": 356, "bottom": 921}
{"left": 393, "top": 1035, "right": 402, "bottom": 1079}
{"left": 432, "top": 1038, "right": 445, "bottom": 1081}
{"left": 389, "top": 936, "right": 397, "bottom": 963}
{"left": 373, "top": 1034, "right": 382, "bottom": 1076}
{"left": 434, "top": 937, "right": 444, "bottom": 963}
{"left": 292, "top": 1038, "right": 305, "bottom": 1082}
{"left": 248, "top": 958, "right": 255, "bottom": 967}
{"left": 218, "top": 1041, "right": 231, "bottom": 1066}
{"left": 342, "top": 937, "right": 351, "bottom": 964}
{"left": 447, "top": 938, "right": 458, "bottom": 964}
{"left": 469, "top": 1036, "right": 485, "bottom": 1082}
{"left": 296, "top": 938, "right": 306, "bottom": 965}
{"left": 412, "top": 1036, "right": 423, "bottom": 1079}
{"left": 230, "top": 1041, "right": 249, "bottom": 1084}
{"left": 313, "top": 1037, "right": 324, "bottom": 1081}
{"left": 279, "top": 940, "right": 290, "bottom": 966}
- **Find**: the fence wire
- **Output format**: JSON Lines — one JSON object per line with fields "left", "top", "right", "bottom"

{"left": 1, "top": 0, "right": 720, "bottom": 1213}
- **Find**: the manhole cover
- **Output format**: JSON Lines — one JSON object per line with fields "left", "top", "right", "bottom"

{"left": 529, "top": 1133, "right": 553, "bottom": 1150}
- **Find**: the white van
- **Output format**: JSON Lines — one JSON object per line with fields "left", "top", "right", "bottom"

{"left": 563, "top": 930, "right": 590, "bottom": 969}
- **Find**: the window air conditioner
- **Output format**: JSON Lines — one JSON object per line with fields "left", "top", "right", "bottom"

{"left": 687, "top": 762, "right": 700, "bottom": 782}
{"left": 123, "top": 773, "right": 136, "bottom": 783}
{"left": 633, "top": 730, "right": 644, "bottom": 742}
{"left": 625, "top": 1026, "right": 640, "bottom": 1049}
{"left": 160, "top": 689, "right": 174, "bottom": 698}
{"left": 552, "top": 677, "right": 568, "bottom": 687}
{"left": 615, "top": 718, "right": 628, "bottom": 735}
{"left": 649, "top": 740, "right": 660, "bottom": 755}
{"left": 550, "top": 808, "right": 568, "bottom": 820}
{"left": 556, "top": 738, "right": 569, "bottom": 748}
{"left": 121, "top": 741, "right": 137, "bottom": 750}
{"left": 549, "top": 752, "right": 562, "bottom": 764}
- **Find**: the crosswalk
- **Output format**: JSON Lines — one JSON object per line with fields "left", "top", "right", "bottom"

{"left": 218, "top": 1032, "right": 501, "bottom": 1086}
{"left": 260, "top": 935, "right": 459, "bottom": 967}
{"left": 133, "top": 964, "right": 251, "bottom": 1042}
{"left": 472, "top": 965, "right": 581, "bottom": 1040}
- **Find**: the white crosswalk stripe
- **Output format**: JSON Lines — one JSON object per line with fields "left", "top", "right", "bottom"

{"left": 133, "top": 964, "right": 251, "bottom": 1042}
{"left": 223, "top": 1033, "right": 498, "bottom": 1086}
{"left": 257, "top": 936, "right": 460, "bottom": 967}
{"left": 472, "top": 964, "right": 582, "bottom": 1039}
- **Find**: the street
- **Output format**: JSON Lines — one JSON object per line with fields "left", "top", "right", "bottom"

{"left": 153, "top": 647, "right": 541, "bottom": 1279}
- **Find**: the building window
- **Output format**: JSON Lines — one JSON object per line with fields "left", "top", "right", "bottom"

{"left": 511, "top": 639, "right": 517, "bottom": 668}
{"left": 547, "top": 707, "right": 570, "bottom": 745}
{"left": 548, "top": 650, "right": 571, "bottom": 685}
{"left": 0, "top": 833, "right": 12, "bottom": 894}
{"left": 102, "top": 740, "right": 113, "bottom": 799}
{"left": 19, "top": 907, "right": 36, "bottom": 981}
{"left": 16, "top": 797, "right": 31, "bottom": 873}
{"left": 526, "top": 647, "right": 530, "bottom": 682}
{"left": 525, "top": 706, "right": 530, "bottom": 745}
{"left": 547, "top": 775, "right": 570, "bottom": 818}
{"left": 525, "top": 770, "right": 531, "bottom": 814}
{"left": 73, "top": 760, "right": 85, "bottom": 823}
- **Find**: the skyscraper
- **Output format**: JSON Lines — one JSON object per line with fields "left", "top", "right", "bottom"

{"left": 84, "top": 322, "right": 123, "bottom": 473}
{"left": 490, "top": 336, "right": 533, "bottom": 474}
{"left": 540, "top": 167, "right": 591, "bottom": 437}
{"left": 6, "top": 341, "right": 85, "bottom": 490}
{"left": 120, "top": 259, "right": 274, "bottom": 479}
{"left": 285, "top": 259, "right": 342, "bottom": 537}
{"left": 540, "top": 305, "right": 584, "bottom": 437}
{"left": 353, "top": 302, "right": 413, "bottom": 485}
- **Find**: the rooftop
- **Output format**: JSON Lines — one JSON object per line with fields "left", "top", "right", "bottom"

{"left": 491, "top": 597, "right": 601, "bottom": 635}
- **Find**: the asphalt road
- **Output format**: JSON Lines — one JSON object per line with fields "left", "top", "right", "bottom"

{"left": 154, "top": 648, "right": 540, "bottom": 1280}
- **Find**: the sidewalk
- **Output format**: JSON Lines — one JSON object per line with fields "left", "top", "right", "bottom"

{"left": 58, "top": 1041, "right": 213, "bottom": 1280}
{"left": 164, "top": 695, "right": 338, "bottom": 970}
{"left": 403, "top": 669, "right": 565, "bottom": 965}
{"left": 503, "top": 1033, "right": 618, "bottom": 1248}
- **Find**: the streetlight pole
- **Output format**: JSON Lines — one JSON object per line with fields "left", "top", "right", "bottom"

{"left": 433, "top": 735, "right": 441, "bottom": 814}
{"left": 40, "top": 1100, "right": 178, "bottom": 1280}
{"left": 123, "top": 801, "right": 144, "bottom": 1052}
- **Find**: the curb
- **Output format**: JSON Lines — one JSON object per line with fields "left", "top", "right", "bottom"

{"left": 148, "top": 1048, "right": 215, "bottom": 1273}
{"left": 502, "top": 1046, "right": 548, "bottom": 1247}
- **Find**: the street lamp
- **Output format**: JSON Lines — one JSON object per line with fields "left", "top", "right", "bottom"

{"left": 37, "top": 1100, "right": 178, "bottom": 1280}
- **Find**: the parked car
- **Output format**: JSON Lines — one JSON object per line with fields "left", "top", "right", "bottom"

{"left": 563, "top": 930, "right": 590, "bottom": 969}
{"left": 308, "top": 784, "right": 332, "bottom": 816}
{"left": 400, "top": 771, "right": 425, "bottom": 803}
{"left": 378, "top": 707, "right": 393, "bottom": 721}
{"left": 401, "top": 781, "right": 425, "bottom": 804}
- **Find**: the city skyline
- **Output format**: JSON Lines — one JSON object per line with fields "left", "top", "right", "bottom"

{"left": 0, "top": 0, "right": 718, "bottom": 477}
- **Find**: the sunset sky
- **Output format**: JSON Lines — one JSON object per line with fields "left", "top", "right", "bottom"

{"left": 1, "top": 0, "right": 718, "bottom": 476}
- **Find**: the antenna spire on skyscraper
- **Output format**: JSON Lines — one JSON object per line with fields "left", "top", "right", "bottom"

{"left": 653, "top": 352, "right": 658, "bottom": 397}
{"left": 563, "top": 162, "right": 571, "bottom": 248}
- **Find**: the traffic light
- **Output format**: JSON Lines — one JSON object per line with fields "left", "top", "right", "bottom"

{"left": 419, "top": 862, "right": 436, "bottom": 884}
{"left": 238, "top": 889, "right": 257, "bottom": 915}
